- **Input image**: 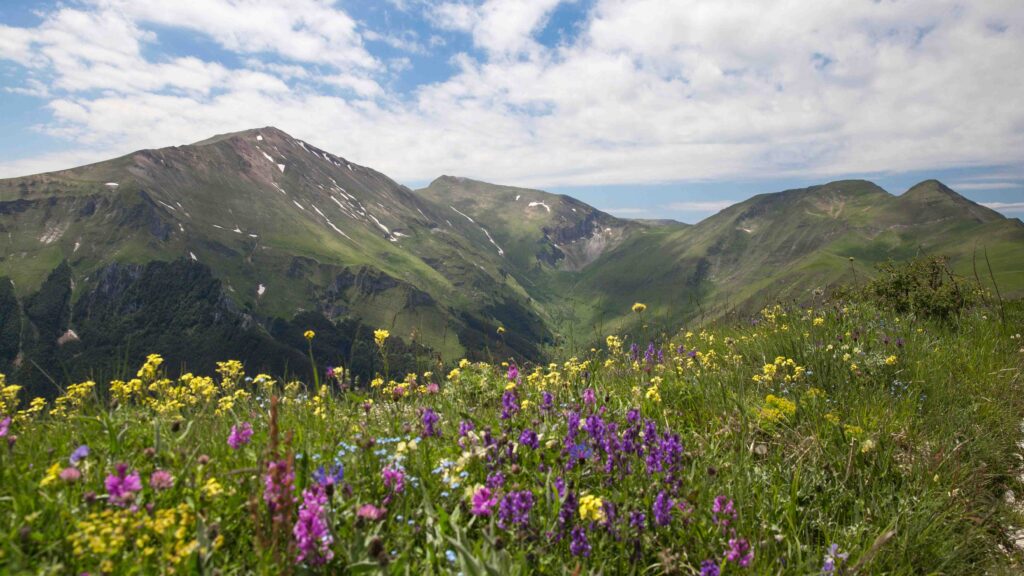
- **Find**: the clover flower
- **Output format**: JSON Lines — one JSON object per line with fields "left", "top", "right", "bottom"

{"left": 357, "top": 503, "right": 386, "bottom": 520}
{"left": 59, "top": 467, "right": 81, "bottom": 483}
{"left": 150, "top": 469, "right": 174, "bottom": 490}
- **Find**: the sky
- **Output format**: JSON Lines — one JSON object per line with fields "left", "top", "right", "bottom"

{"left": 0, "top": 0, "right": 1021, "bottom": 223}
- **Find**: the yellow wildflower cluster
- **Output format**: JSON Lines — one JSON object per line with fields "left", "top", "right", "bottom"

{"left": 311, "top": 384, "right": 329, "bottom": 419}
{"left": 68, "top": 503, "right": 201, "bottom": 571}
{"left": 758, "top": 394, "right": 797, "bottom": 427}
{"left": 578, "top": 494, "right": 606, "bottom": 522}
{"left": 751, "top": 356, "right": 806, "bottom": 385}
{"left": 374, "top": 329, "right": 390, "bottom": 348}
{"left": 108, "top": 356, "right": 250, "bottom": 415}
{"left": 606, "top": 335, "right": 623, "bottom": 355}
{"left": 812, "top": 317, "right": 826, "bottom": 326}
{"left": 51, "top": 380, "right": 96, "bottom": 417}
{"left": 632, "top": 302, "right": 647, "bottom": 313}
{"left": 0, "top": 376, "right": 22, "bottom": 415}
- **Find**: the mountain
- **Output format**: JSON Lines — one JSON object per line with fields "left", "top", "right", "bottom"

{"left": 1, "top": 128, "right": 1022, "bottom": 394}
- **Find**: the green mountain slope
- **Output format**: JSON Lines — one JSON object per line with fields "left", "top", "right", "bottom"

{"left": 0, "top": 128, "right": 551, "bottom": 393}
{"left": 1, "top": 128, "right": 1022, "bottom": 393}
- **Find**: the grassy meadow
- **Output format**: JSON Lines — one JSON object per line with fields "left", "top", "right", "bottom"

{"left": 1, "top": 300, "right": 1023, "bottom": 574}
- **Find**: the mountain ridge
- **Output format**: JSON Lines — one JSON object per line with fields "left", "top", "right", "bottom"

{"left": 1, "top": 127, "right": 1022, "bottom": 395}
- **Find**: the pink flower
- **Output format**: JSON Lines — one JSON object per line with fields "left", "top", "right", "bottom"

{"left": 105, "top": 464, "right": 142, "bottom": 507}
{"left": 425, "top": 383, "right": 440, "bottom": 394}
{"left": 227, "top": 422, "right": 254, "bottom": 450}
{"left": 0, "top": 416, "right": 10, "bottom": 437}
{"left": 59, "top": 467, "right": 81, "bottom": 483}
{"left": 149, "top": 470, "right": 174, "bottom": 490}
{"left": 357, "top": 504, "right": 386, "bottom": 521}
{"left": 470, "top": 486, "right": 497, "bottom": 516}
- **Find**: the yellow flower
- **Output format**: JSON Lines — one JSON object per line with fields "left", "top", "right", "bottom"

{"left": 578, "top": 494, "right": 606, "bottom": 522}
{"left": 884, "top": 355, "right": 898, "bottom": 366}
{"left": 304, "top": 330, "right": 316, "bottom": 341}
{"left": 813, "top": 317, "right": 825, "bottom": 326}
{"left": 40, "top": 462, "right": 62, "bottom": 487}
{"left": 496, "top": 326, "right": 506, "bottom": 335}
{"left": 631, "top": 302, "right": 647, "bottom": 313}
{"left": 374, "top": 329, "right": 390, "bottom": 348}
{"left": 860, "top": 439, "right": 876, "bottom": 453}
{"left": 824, "top": 412, "right": 840, "bottom": 425}
{"left": 202, "top": 477, "right": 224, "bottom": 498}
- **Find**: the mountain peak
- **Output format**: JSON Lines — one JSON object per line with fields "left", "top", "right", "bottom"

{"left": 191, "top": 126, "right": 293, "bottom": 147}
{"left": 902, "top": 179, "right": 963, "bottom": 201}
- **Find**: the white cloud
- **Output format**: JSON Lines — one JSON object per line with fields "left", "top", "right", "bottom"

{"left": 982, "top": 202, "right": 1024, "bottom": 212}
{"left": 951, "top": 181, "right": 1022, "bottom": 190}
{"left": 0, "top": 0, "right": 1021, "bottom": 191}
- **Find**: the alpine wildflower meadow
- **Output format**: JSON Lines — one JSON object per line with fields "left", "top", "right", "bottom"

{"left": 1, "top": 300, "right": 1023, "bottom": 574}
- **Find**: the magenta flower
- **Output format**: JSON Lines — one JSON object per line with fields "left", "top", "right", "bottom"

{"left": 227, "top": 422, "right": 254, "bottom": 450}
{"left": 712, "top": 495, "right": 737, "bottom": 528}
{"left": 0, "top": 416, "right": 10, "bottom": 437}
{"left": 507, "top": 363, "right": 519, "bottom": 382}
{"left": 381, "top": 465, "right": 405, "bottom": 494}
{"left": 726, "top": 538, "right": 753, "bottom": 567}
{"left": 150, "top": 470, "right": 174, "bottom": 490}
{"left": 294, "top": 485, "right": 334, "bottom": 566}
{"left": 470, "top": 486, "right": 497, "bottom": 516}
{"left": 425, "top": 383, "right": 440, "bottom": 394}
{"left": 105, "top": 464, "right": 142, "bottom": 507}
{"left": 357, "top": 503, "right": 386, "bottom": 520}
{"left": 60, "top": 467, "right": 81, "bottom": 483}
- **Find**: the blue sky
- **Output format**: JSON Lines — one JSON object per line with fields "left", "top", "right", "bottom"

{"left": 0, "top": 0, "right": 1021, "bottom": 223}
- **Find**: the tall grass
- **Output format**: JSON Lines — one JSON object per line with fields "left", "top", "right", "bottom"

{"left": 0, "top": 300, "right": 1022, "bottom": 574}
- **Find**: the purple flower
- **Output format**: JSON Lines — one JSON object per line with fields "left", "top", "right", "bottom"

{"left": 0, "top": 417, "right": 9, "bottom": 437}
{"left": 652, "top": 491, "right": 673, "bottom": 526}
{"left": 629, "top": 510, "right": 646, "bottom": 531}
{"left": 726, "top": 538, "right": 753, "bottom": 567}
{"left": 70, "top": 444, "right": 90, "bottom": 465}
{"left": 294, "top": 485, "right": 334, "bottom": 566}
{"left": 382, "top": 465, "right": 405, "bottom": 494}
{"left": 541, "top": 391, "right": 554, "bottom": 412}
{"left": 105, "top": 464, "right": 142, "bottom": 507}
{"left": 569, "top": 526, "right": 591, "bottom": 557}
{"left": 712, "top": 495, "right": 737, "bottom": 528}
{"left": 507, "top": 363, "right": 519, "bottom": 382}
{"left": 313, "top": 463, "right": 344, "bottom": 487}
{"left": 459, "top": 420, "right": 475, "bottom": 437}
{"left": 150, "top": 469, "right": 174, "bottom": 490}
{"left": 470, "top": 486, "right": 497, "bottom": 516}
{"left": 501, "top": 390, "right": 519, "bottom": 420}
{"left": 582, "top": 388, "right": 596, "bottom": 406}
{"left": 497, "top": 490, "right": 534, "bottom": 530}
{"left": 486, "top": 471, "right": 505, "bottom": 490}
{"left": 227, "top": 422, "right": 254, "bottom": 450}
{"left": 518, "top": 428, "right": 539, "bottom": 449}
{"left": 700, "top": 560, "right": 720, "bottom": 576}
{"left": 821, "top": 544, "right": 848, "bottom": 573}
{"left": 422, "top": 408, "right": 441, "bottom": 437}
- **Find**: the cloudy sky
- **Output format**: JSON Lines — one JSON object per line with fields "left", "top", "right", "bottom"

{"left": 0, "top": 0, "right": 1021, "bottom": 222}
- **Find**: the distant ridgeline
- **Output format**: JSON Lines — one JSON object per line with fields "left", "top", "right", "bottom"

{"left": 1, "top": 127, "right": 1023, "bottom": 396}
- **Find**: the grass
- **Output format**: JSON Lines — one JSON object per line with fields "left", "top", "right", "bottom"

{"left": 0, "top": 300, "right": 1023, "bottom": 574}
